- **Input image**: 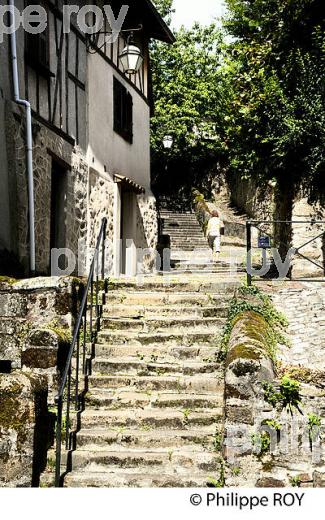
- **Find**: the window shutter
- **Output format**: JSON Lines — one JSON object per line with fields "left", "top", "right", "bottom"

{"left": 113, "top": 77, "right": 133, "bottom": 144}
{"left": 126, "top": 92, "right": 133, "bottom": 143}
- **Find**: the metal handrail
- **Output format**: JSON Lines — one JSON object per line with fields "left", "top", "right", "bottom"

{"left": 246, "top": 219, "right": 325, "bottom": 285}
{"left": 55, "top": 218, "right": 107, "bottom": 487}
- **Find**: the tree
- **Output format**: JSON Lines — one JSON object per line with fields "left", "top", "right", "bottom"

{"left": 223, "top": 0, "right": 325, "bottom": 254}
{"left": 152, "top": 0, "right": 174, "bottom": 22}
{"left": 150, "top": 3, "right": 226, "bottom": 198}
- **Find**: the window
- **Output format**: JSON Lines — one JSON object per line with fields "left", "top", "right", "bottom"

{"left": 25, "top": 2, "right": 50, "bottom": 75}
{"left": 113, "top": 77, "right": 133, "bottom": 144}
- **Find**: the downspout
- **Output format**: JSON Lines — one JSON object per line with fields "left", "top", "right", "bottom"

{"left": 8, "top": 0, "right": 36, "bottom": 274}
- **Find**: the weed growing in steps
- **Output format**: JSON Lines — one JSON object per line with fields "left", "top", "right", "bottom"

{"left": 289, "top": 475, "right": 302, "bottom": 487}
{"left": 207, "top": 458, "right": 225, "bottom": 487}
{"left": 262, "top": 375, "right": 303, "bottom": 415}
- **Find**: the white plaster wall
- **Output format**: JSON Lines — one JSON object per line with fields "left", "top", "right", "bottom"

{"left": 87, "top": 53, "right": 151, "bottom": 189}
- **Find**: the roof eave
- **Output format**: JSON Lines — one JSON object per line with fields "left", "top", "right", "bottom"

{"left": 142, "top": 0, "right": 176, "bottom": 44}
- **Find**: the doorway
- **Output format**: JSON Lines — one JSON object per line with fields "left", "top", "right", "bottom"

{"left": 120, "top": 190, "right": 137, "bottom": 276}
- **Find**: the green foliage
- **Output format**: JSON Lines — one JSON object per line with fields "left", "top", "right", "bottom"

{"left": 207, "top": 459, "right": 225, "bottom": 487}
{"left": 152, "top": 0, "right": 174, "bottom": 23}
{"left": 251, "top": 431, "right": 270, "bottom": 455}
{"left": 43, "top": 320, "right": 72, "bottom": 344}
{"left": 262, "top": 376, "right": 303, "bottom": 415}
{"left": 48, "top": 406, "right": 71, "bottom": 438}
{"left": 307, "top": 413, "right": 321, "bottom": 442}
{"left": 213, "top": 431, "right": 222, "bottom": 452}
{"left": 223, "top": 0, "right": 325, "bottom": 206}
{"left": 262, "top": 419, "right": 282, "bottom": 432}
{"left": 218, "top": 284, "right": 288, "bottom": 361}
{"left": 280, "top": 376, "right": 302, "bottom": 413}
{"left": 262, "top": 382, "right": 281, "bottom": 407}
{"left": 150, "top": 6, "right": 226, "bottom": 193}
{"left": 289, "top": 476, "right": 301, "bottom": 488}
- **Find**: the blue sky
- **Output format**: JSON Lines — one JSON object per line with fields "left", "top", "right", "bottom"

{"left": 171, "top": 0, "right": 227, "bottom": 29}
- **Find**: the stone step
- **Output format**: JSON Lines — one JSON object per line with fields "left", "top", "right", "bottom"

{"left": 78, "top": 408, "right": 223, "bottom": 430}
{"left": 85, "top": 390, "right": 223, "bottom": 410}
{"left": 101, "top": 316, "right": 225, "bottom": 331}
{"left": 165, "top": 229, "right": 203, "bottom": 235}
{"left": 171, "top": 260, "right": 229, "bottom": 268}
{"left": 170, "top": 247, "right": 210, "bottom": 251}
{"left": 91, "top": 357, "right": 220, "bottom": 376}
{"left": 105, "top": 291, "right": 232, "bottom": 306}
{"left": 170, "top": 265, "right": 234, "bottom": 273}
{"left": 169, "top": 236, "right": 206, "bottom": 240}
{"left": 96, "top": 330, "right": 219, "bottom": 346}
{"left": 101, "top": 304, "right": 228, "bottom": 318}
{"left": 107, "top": 280, "right": 239, "bottom": 293}
{"left": 169, "top": 235, "right": 206, "bottom": 239}
{"left": 75, "top": 425, "right": 217, "bottom": 449}
{"left": 93, "top": 343, "right": 219, "bottom": 361}
{"left": 162, "top": 221, "right": 201, "bottom": 225}
{"left": 170, "top": 245, "right": 209, "bottom": 249}
{"left": 89, "top": 374, "right": 222, "bottom": 393}
{"left": 167, "top": 232, "right": 205, "bottom": 237}
{"left": 63, "top": 470, "right": 216, "bottom": 487}
{"left": 66, "top": 448, "right": 221, "bottom": 473}
{"left": 170, "top": 244, "right": 208, "bottom": 250}
{"left": 161, "top": 214, "right": 199, "bottom": 218}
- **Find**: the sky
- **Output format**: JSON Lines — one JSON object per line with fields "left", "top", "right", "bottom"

{"left": 171, "top": 0, "right": 227, "bottom": 29}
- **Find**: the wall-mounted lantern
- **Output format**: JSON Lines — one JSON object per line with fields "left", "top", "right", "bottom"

{"left": 119, "top": 32, "right": 143, "bottom": 75}
{"left": 87, "top": 24, "right": 144, "bottom": 77}
{"left": 163, "top": 135, "right": 173, "bottom": 149}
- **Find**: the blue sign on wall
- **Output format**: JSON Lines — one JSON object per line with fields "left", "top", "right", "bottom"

{"left": 258, "top": 236, "right": 271, "bottom": 249}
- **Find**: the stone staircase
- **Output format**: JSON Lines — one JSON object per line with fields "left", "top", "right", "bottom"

{"left": 158, "top": 207, "right": 246, "bottom": 274}
{"left": 60, "top": 278, "right": 239, "bottom": 487}
{"left": 160, "top": 209, "right": 210, "bottom": 252}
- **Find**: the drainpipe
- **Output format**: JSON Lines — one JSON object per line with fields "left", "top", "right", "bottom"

{"left": 8, "top": 0, "right": 36, "bottom": 274}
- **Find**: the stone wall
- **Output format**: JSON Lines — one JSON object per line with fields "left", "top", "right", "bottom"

{"left": 223, "top": 290, "right": 325, "bottom": 487}
{"left": 136, "top": 191, "right": 158, "bottom": 273}
{"left": 0, "top": 372, "right": 48, "bottom": 487}
{"left": 227, "top": 174, "right": 275, "bottom": 222}
{"left": 88, "top": 168, "right": 115, "bottom": 276}
{"left": 0, "top": 276, "right": 79, "bottom": 370}
{"left": 7, "top": 103, "right": 88, "bottom": 275}
{"left": 6, "top": 103, "right": 158, "bottom": 278}
{"left": 0, "top": 276, "right": 81, "bottom": 487}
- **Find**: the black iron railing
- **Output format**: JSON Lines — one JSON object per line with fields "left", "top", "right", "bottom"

{"left": 246, "top": 220, "right": 325, "bottom": 285}
{"left": 55, "top": 218, "right": 107, "bottom": 487}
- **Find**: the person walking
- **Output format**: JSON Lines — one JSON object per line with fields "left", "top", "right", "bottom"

{"left": 206, "top": 210, "right": 223, "bottom": 262}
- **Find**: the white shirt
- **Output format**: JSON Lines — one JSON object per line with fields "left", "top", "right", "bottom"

{"left": 207, "top": 217, "right": 221, "bottom": 236}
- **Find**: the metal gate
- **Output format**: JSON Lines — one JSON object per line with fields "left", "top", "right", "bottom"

{"left": 246, "top": 220, "right": 325, "bottom": 285}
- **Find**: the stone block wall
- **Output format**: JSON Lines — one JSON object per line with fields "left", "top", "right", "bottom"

{"left": 6, "top": 103, "right": 158, "bottom": 278}
{"left": 0, "top": 372, "right": 48, "bottom": 487}
{"left": 227, "top": 174, "right": 275, "bottom": 222}
{"left": 7, "top": 104, "right": 88, "bottom": 275}
{"left": 88, "top": 168, "right": 115, "bottom": 276}
{"left": 136, "top": 191, "right": 158, "bottom": 273}
{"left": 223, "top": 293, "right": 325, "bottom": 487}
{"left": 0, "top": 276, "right": 81, "bottom": 400}
{"left": 0, "top": 276, "right": 81, "bottom": 487}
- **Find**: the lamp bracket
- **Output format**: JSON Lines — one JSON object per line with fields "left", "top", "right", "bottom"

{"left": 86, "top": 24, "right": 143, "bottom": 53}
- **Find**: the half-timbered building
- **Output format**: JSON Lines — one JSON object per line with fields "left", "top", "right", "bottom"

{"left": 0, "top": 0, "right": 174, "bottom": 276}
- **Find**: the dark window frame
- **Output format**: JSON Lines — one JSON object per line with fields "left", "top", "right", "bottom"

{"left": 113, "top": 77, "right": 133, "bottom": 144}
{"left": 25, "top": 1, "right": 53, "bottom": 78}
